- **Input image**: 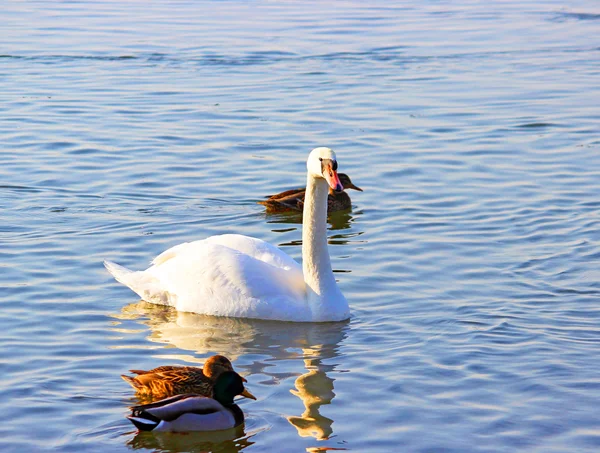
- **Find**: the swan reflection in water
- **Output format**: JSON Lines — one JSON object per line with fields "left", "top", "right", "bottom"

{"left": 287, "top": 348, "right": 338, "bottom": 440}
{"left": 266, "top": 210, "right": 365, "bottom": 259}
{"left": 113, "top": 302, "right": 349, "bottom": 448}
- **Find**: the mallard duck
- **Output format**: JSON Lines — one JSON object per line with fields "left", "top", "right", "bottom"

{"left": 127, "top": 371, "right": 255, "bottom": 432}
{"left": 121, "top": 355, "right": 252, "bottom": 400}
{"left": 104, "top": 147, "right": 351, "bottom": 322}
{"left": 258, "top": 173, "right": 362, "bottom": 213}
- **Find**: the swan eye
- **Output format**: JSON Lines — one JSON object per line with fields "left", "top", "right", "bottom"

{"left": 319, "top": 157, "right": 323, "bottom": 161}
{"left": 332, "top": 160, "right": 338, "bottom": 171}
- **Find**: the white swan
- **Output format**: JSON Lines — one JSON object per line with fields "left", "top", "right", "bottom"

{"left": 104, "top": 147, "right": 350, "bottom": 322}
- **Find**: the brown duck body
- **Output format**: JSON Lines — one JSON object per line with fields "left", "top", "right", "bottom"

{"left": 259, "top": 173, "right": 362, "bottom": 213}
{"left": 122, "top": 355, "right": 240, "bottom": 399}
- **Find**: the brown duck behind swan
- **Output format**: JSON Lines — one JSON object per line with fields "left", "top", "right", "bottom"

{"left": 121, "top": 354, "right": 255, "bottom": 400}
{"left": 259, "top": 173, "right": 362, "bottom": 213}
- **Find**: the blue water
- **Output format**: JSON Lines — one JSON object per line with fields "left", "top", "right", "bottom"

{"left": 1, "top": 1, "right": 600, "bottom": 451}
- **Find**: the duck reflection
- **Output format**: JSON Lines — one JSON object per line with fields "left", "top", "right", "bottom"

{"left": 265, "top": 209, "right": 357, "bottom": 231}
{"left": 114, "top": 303, "right": 349, "bottom": 444}
{"left": 127, "top": 424, "right": 251, "bottom": 452}
{"left": 268, "top": 216, "right": 364, "bottom": 251}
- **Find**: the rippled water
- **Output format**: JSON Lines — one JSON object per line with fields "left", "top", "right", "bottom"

{"left": 2, "top": 1, "right": 600, "bottom": 451}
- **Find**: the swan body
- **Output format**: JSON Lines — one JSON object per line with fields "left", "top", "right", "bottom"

{"left": 105, "top": 147, "right": 350, "bottom": 322}
{"left": 127, "top": 371, "right": 251, "bottom": 432}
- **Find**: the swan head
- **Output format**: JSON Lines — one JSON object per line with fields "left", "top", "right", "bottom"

{"left": 307, "top": 147, "right": 343, "bottom": 193}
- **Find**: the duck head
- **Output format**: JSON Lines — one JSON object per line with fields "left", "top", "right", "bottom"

{"left": 338, "top": 173, "right": 362, "bottom": 192}
{"left": 203, "top": 354, "right": 252, "bottom": 383}
{"left": 213, "top": 371, "right": 256, "bottom": 405}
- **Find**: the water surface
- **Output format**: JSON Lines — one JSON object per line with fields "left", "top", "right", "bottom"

{"left": 1, "top": 1, "right": 600, "bottom": 452}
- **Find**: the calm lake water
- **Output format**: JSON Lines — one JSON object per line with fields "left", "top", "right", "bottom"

{"left": 2, "top": 0, "right": 600, "bottom": 451}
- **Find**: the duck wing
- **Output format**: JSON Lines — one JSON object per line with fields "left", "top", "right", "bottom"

{"left": 123, "top": 366, "right": 212, "bottom": 397}
{"left": 132, "top": 394, "right": 225, "bottom": 421}
{"left": 129, "top": 394, "right": 240, "bottom": 432}
{"left": 259, "top": 191, "right": 305, "bottom": 212}
{"left": 265, "top": 187, "right": 305, "bottom": 200}
{"left": 129, "top": 365, "right": 198, "bottom": 375}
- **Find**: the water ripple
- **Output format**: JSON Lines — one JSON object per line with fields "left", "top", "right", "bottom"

{"left": 1, "top": 0, "right": 600, "bottom": 452}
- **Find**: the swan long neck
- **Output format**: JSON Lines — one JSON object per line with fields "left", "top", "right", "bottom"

{"left": 302, "top": 174, "right": 348, "bottom": 321}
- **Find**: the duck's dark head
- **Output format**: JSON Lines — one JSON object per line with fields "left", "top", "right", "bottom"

{"left": 213, "top": 371, "right": 256, "bottom": 405}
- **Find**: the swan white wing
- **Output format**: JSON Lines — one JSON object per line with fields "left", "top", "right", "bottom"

{"left": 145, "top": 237, "right": 309, "bottom": 321}
{"left": 152, "top": 234, "right": 299, "bottom": 271}
{"left": 151, "top": 241, "right": 194, "bottom": 267}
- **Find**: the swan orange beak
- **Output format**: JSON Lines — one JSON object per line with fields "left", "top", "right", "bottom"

{"left": 323, "top": 161, "right": 343, "bottom": 193}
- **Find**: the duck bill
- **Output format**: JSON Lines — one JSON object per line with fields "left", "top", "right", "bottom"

{"left": 346, "top": 182, "right": 363, "bottom": 192}
{"left": 241, "top": 388, "right": 257, "bottom": 400}
{"left": 323, "top": 166, "right": 343, "bottom": 193}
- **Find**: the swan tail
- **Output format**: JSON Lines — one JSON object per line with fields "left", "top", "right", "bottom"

{"left": 104, "top": 260, "right": 134, "bottom": 285}
{"left": 104, "top": 260, "right": 171, "bottom": 305}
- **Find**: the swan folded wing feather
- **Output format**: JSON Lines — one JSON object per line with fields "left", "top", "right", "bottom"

{"left": 151, "top": 241, "right": 193, "bottom": 267}
{"left": 204, "top": 234, "right": 300, "bottom": 270}
{"left": 151, "top": 235, "right": 299, "bottom": 270}
{"left": 145, "top": 238, "right": 309, "bottom": 320}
